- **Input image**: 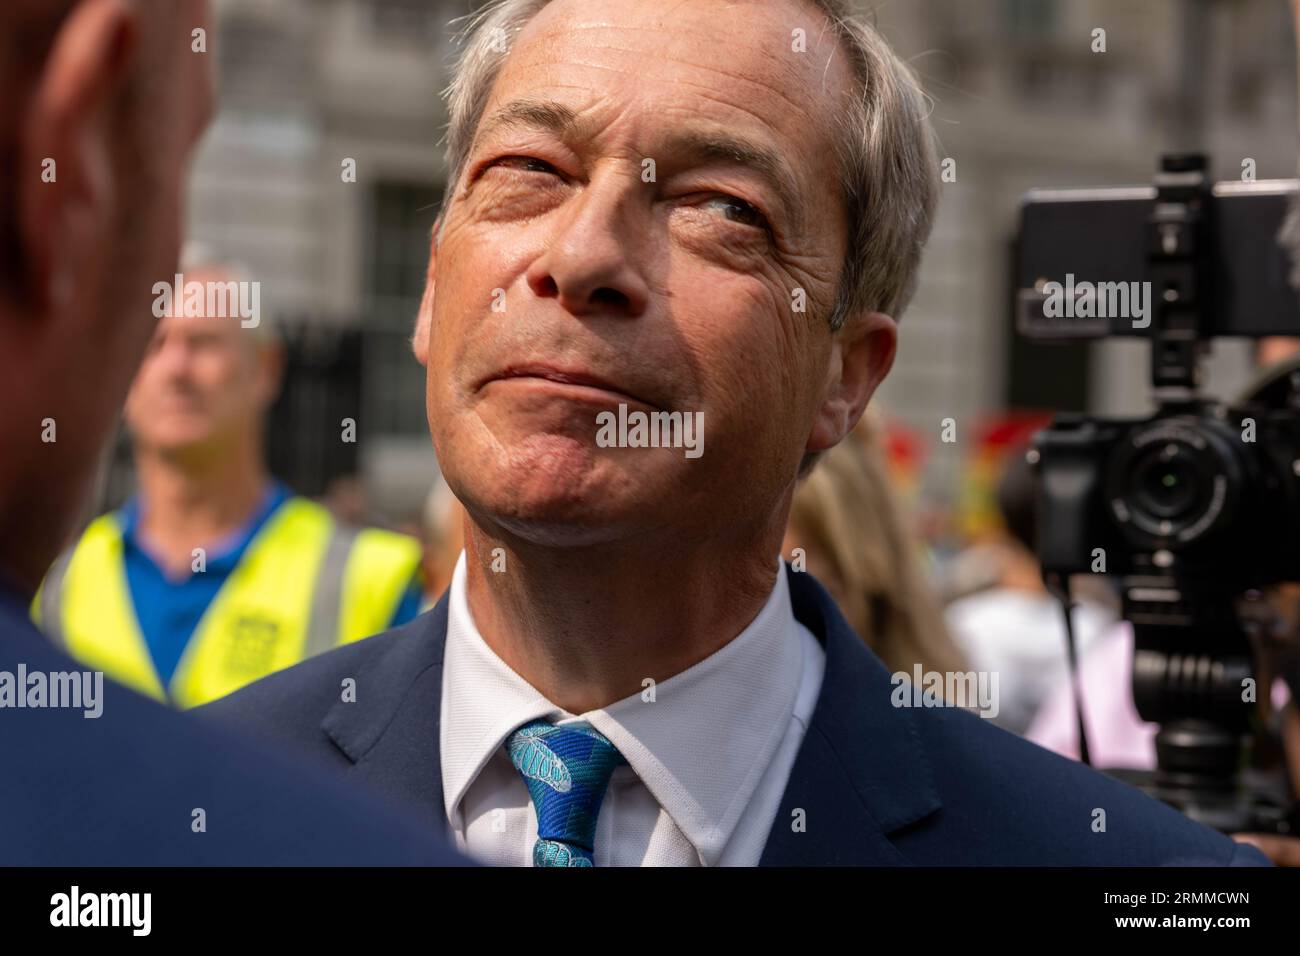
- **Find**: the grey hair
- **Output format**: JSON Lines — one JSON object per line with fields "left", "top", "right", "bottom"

{"left": 436, "top": 0, "right": 940, "bottom": 331}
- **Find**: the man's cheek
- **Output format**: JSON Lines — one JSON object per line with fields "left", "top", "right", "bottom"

{"left": 426, "top": 361, "right": 459, "bottom": 417}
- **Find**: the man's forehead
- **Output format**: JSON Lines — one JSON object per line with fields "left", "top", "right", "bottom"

{"left": 157, "top": 310, "right": 244, "bottom": 335}
{"left": 490, "top": 0, "right": 852, "bottom": 147}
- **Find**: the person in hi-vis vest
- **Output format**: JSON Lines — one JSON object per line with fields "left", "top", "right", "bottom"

{"left": 33, "top": 251, "right": 423, "bottom": 709}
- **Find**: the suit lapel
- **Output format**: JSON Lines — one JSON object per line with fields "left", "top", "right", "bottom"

{"left": 759, "top": 565, "right": 942, "bottom": 865}
{"left": 321, "top": 595, "right": 451, "bottom": 833}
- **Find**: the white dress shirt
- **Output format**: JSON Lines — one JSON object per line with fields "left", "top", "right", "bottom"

{"left": 439, "top": 551, "right": 825, "bottom": 866}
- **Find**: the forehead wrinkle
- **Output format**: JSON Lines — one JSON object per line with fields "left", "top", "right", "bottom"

{"left": 512, "top": 12, "right": 845, "bottom": 113}
{"left": 518, "top": 24, "right": 837, "bottom": 116}
{"left": 659, "top": 52, "right": 832, "bottom": 113}
{"left": 660, "top": 69, "right": 835, "bottom": 158}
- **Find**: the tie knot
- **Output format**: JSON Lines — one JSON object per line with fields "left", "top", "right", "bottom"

{"left": 506, "top": 720, "right": 627, "bottom": 866}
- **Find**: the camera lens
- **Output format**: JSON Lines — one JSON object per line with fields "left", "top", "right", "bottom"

{"left": 1133, "top": 444, "right": 1199, "bottom": 519}
{"left": 1105, "top": 417, "right": 1243, "bottom": 549}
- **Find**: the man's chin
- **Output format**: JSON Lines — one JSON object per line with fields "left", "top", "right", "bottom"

{"left": 461, "top": 493, "right": 655, "bottom": 549}
{"left": 481, "top": 513, "right": 640, "bottom": 549}
{"left": 145, "top": 430, "right": 218, "bottom": 459}
{"left": 456, "top": 465, "right": 661, "bottom": 548}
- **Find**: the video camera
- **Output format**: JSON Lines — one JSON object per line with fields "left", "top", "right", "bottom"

{"left": 1015, "top": 154, "right": 1300, "bottom": 833}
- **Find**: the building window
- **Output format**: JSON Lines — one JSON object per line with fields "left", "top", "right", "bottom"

{"left": 363, "top": 181, "right": 443, "bottom": 437}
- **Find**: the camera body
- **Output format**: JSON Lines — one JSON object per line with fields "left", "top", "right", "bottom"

{"left": 1034, "top": 401, "right": 1300, "bottom": 588}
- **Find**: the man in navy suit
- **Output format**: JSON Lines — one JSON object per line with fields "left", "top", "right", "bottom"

{"left": 202, "top": 0, "right": 1267, "bottom": 866}
{"left": 0, "top": 0, "right": 464, "bottom": 865}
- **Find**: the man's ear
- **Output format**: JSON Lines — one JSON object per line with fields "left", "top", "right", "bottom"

{"left": 410, "top": 222, "right": 440, "bottom": 367}
{"left": 804, "top": 310, "right": 897, "bottom": 456}
{"left": 18, "top": 0, "right": 139, "bottom": 313}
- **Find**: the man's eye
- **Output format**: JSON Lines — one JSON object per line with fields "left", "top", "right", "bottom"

{"left": 488, "top": 156, "right": 559, "bottom": 176}
{"left": 701, "top": 195, "right": 769, "bottom": 232}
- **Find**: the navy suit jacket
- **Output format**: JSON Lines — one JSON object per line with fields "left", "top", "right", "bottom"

{"left": 200, "top": 566, "right": 1270, "bottom": 866}
{"left": 0, "top": 584, "right": 467, "bottom": 865}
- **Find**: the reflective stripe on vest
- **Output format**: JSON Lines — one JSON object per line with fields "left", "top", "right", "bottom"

{"left": 36, "top": 497, "right": 422, "bottom": 708}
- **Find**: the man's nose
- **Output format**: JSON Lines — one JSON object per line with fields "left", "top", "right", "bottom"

{"left": 151, "top": 330, "right": 196, "bottom": 379}
{"left": 524, "top": 175, "right": 651, "bottom": 319}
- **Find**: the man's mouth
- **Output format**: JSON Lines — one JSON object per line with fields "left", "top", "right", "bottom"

{"left": 157, "top": 393, "right": 203, "bottom": 412}
{"left": 483, "top": 364, "right": 658, "bottom": 409}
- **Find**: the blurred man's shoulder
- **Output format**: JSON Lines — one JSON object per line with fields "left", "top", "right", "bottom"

{"left": 0, "top": 607, "right": 464, "bottom": 865}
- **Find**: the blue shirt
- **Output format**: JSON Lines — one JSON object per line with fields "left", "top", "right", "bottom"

{"left": 118, "top": 483, "right": 422, "bottom": 689}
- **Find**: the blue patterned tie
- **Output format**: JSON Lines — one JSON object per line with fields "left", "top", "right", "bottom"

{"left": 505, "top": 720, "right": 627, "bottom": 867}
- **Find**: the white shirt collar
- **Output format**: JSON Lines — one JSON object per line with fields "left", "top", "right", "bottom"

{"left": 439, "top": 550, "right": 807, "bottom": 866}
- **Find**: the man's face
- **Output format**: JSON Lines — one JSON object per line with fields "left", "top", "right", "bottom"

{"left": 124, "top": 270, "right": 273, "bottom": 456}
{"left": 423, "top": 0, "right": 860, "bottom": 547}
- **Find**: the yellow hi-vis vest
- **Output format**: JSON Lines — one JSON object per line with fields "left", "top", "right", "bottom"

{"left": 31, "top": 497, "right": 422, "bottom": 709}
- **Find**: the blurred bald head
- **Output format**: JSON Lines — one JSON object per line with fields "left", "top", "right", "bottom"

{"left": 0, "top": 0, "right": 213, "bottom": 594}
